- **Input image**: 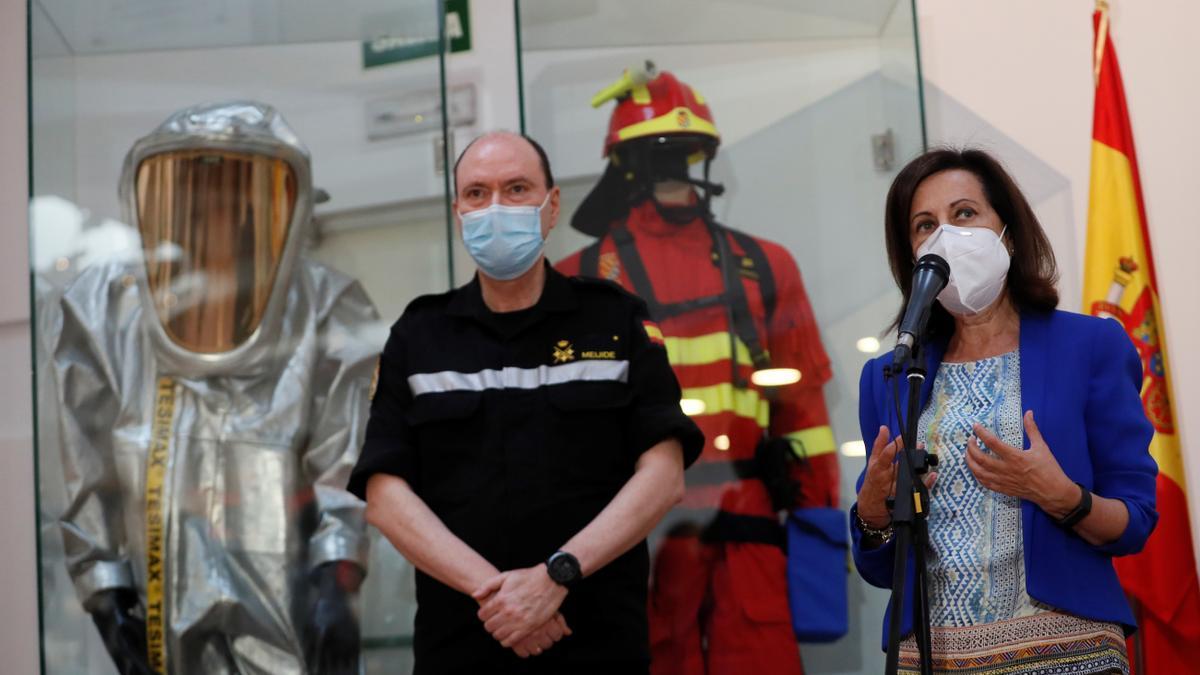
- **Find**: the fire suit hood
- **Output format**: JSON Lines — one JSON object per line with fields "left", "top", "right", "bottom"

{"left": 119, "top": 101, "right": 313, "bottom": 375}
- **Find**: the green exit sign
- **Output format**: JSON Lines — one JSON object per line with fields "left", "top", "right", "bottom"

{"left": 363, "top": 0, "right": 471, "bottom": 69}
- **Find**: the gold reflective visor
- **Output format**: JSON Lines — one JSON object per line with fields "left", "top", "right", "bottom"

{"left": 136, "top": 150, "right": 297, "bottom": 354}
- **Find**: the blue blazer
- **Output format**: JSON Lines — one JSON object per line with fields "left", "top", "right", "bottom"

{"left": 851, "top": 309, "right": 1157, "bottom": 647}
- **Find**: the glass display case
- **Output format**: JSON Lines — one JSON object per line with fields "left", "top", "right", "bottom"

{"left": 29, "top": 1, "right": 456, "bottom": 673}
{"left": 518, "top": 1, "right": 924, "bottom": 673}
{"left": 29, "top": 0, "right": 924, "bottom": 672}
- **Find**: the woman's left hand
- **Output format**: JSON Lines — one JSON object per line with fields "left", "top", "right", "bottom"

{"left": 965, "top": 410, "right": 1077, "bottom": 515}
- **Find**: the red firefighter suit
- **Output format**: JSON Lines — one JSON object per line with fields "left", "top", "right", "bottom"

{"left": 558, "top": 198, "right": 840, "bottom": 675}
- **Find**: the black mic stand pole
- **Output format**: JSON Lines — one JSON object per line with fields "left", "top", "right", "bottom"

{"left": 883, "top": 344, "right": 936, "bottom": 675}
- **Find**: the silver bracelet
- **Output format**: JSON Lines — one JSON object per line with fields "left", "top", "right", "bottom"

{"left": 855, "top": 508, "right": 895, "bottom": 544}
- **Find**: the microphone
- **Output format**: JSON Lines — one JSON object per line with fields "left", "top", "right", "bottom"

{"left": 893, "top": 254, "right": 950, "bottom": 367}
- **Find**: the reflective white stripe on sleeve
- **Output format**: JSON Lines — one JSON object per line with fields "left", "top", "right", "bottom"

{"left": 408, "top": 360, "right": 630, "bottom": 396}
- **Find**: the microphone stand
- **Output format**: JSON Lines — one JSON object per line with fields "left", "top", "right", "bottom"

{"left": 883, "top": 345, "right": 936, "bottom": 675}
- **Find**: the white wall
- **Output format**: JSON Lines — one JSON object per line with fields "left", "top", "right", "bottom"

{"left": 0, "top": 0, "right": 41, "bottom": 672}
{"left": 916, "top": 0, "right": 1200, "bottom": 561}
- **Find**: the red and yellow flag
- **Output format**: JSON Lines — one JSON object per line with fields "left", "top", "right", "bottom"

{"left": 1084, "top": 4, "right": 1200, "bottom": 672}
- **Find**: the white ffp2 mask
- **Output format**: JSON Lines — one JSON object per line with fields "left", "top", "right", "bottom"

{"left": 916, "top": 224, "right": 1010, "bottom": 315}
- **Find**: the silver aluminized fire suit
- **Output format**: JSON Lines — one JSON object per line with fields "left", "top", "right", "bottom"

{"left": 52, "top": 101, "right": 379, "bottom": 674}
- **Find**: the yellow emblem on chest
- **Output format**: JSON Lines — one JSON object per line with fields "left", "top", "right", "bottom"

{"left": 553, "top": 340, "right": 575, "bottom": 364}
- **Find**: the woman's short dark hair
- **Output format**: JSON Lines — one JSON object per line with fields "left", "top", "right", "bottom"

{"left": 884, "top": 147, "right": 1059, "bottom": 339}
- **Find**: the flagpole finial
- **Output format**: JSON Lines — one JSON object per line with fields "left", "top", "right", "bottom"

{"left": 1094, "top": 0, "right": 1110, "bottom": 87}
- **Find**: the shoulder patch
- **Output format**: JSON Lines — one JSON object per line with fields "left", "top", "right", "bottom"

{"left": 642, "top": 320, "right": 665, "bottom": 346}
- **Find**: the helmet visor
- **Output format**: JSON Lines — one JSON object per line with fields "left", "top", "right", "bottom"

{"left": 135, "top": 149, "right": 297, "bottom": 354}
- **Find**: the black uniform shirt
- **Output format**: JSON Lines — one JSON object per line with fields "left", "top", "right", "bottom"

{"left": 348, "top": 265, "right": 703, "bottom": 674}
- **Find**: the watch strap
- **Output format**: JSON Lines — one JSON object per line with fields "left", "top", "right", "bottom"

{"left": 1055, "top": 482, "right": 1093, "bottom": 528}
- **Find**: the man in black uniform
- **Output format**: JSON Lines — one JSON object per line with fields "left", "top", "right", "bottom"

{"left": 348, "top": 131, "right": 703, "bottom": 674}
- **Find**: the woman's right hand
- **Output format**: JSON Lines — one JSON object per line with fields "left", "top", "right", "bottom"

{"left": 856, "top": 426, "right": 899, "bottom": 529}
{"left": 856, "top": 426, "right": 938, "bottom": 530}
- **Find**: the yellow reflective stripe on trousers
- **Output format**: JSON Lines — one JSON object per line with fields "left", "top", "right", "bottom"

{"left": 681, "top": 382, "right": 770, "bottom": 427}
{"left": 145, "top": 377, "right": 175, "bottom": 674}
{"left": 785, "top": 425, "right": 836, "bottom": 459}
{"left": 664, "top": 331, "right": 769, "bottom": 367}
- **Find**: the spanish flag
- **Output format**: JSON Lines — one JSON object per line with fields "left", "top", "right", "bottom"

{"left": 1084, "top": 4, "right": 1200, "bottom": 672}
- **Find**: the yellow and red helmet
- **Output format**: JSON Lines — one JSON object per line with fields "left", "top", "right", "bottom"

{"left": 593, "top": 64, "right": 720, "bottom": 159}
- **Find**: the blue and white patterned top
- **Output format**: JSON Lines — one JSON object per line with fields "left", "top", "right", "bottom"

{"left": 918, "top": 350, "right": 1046, "bottom": 627}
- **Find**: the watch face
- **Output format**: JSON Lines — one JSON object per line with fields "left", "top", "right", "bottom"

{"left": 548, "top": 552, "right": 580, "bottom": 584}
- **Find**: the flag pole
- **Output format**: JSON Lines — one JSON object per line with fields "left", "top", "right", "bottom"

{"left": 1127, "top": 594, "right": 1145, "bottom": 675}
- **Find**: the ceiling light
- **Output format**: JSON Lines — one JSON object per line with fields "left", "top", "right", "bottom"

{"left": 750, "top": 368, "right": 801, "bottom": 387}
{"left": 840, "top": 440, "right": 866, "bottom": 457}
{"left": 856, "top": 337, "right": 881, "bottom": 354}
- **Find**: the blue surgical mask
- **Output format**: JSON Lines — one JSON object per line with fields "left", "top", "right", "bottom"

{"left": 459, "top": 193, "right": 550, "bottom": 281}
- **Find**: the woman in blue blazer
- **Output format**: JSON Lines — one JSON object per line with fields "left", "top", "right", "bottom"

{"left": 851, "top": 148, "right": 1157, "bottom": 674}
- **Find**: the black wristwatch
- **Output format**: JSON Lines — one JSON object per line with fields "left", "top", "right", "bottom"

{"left": 545, "top": 551, "right": 582, "bottom": 588}
{"left": 1055, "top": 482, "right": 1093, "bottom": 528}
